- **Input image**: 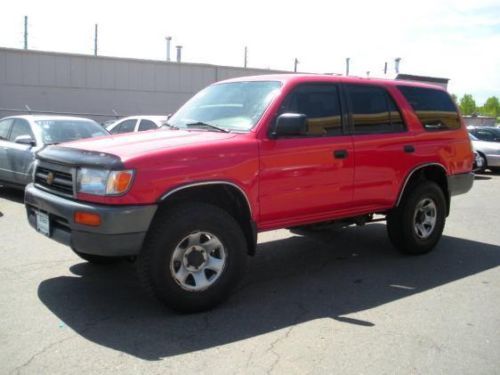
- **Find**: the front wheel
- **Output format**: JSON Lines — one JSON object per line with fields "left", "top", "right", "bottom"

{"left": 387, "top": 181, "right": 446, "bottom": 255}
{"left": 137, "top": 203, "right": 247, "bottom": 313}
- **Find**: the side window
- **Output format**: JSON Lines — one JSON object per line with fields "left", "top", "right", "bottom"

{"left": 279, "top": 84, "right": 342, "bottom": 137}
{"left": 397, "top": 86, "right": 460, "bottom": 131}
{"left": 9, "top": 119, "right": 34, "bottom": 142}
{"left": 475, "top": 129, "right": 495, "bottom": 141}
{"left": 138, "top": 119, "right": 158, "bottom": 131}
{"left": 346, "top": 85, "right": 404, "bottom": 134}
{"left": 110, "top": 119, "right": 136, "bottom": 134}
{"left": 0, "top": 119, "right": 14, "bottom": 140}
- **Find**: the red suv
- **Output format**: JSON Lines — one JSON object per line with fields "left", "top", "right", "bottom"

{"left": 25, "top": 74, "right": 474, "bottom": 312}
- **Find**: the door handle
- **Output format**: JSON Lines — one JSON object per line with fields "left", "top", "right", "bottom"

{"left": 403, "top": 145, "right": 415, "bottom": 153}
{"left": 333, "top": 149, "right": 348, "bottom": 159}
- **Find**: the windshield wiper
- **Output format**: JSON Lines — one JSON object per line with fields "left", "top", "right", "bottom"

{"left": 185, "top": 122, "right": 230, "bottom": 133}
{"left": 161, "top": 122, "right": 179, "bottom": 130}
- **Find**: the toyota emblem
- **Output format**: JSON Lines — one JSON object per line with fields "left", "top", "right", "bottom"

{"left": 46, "top": 172, "right": 54, "bottom": 185}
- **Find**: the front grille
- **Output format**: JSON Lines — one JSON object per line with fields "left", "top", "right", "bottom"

{"left": 35, "top": 165, "right": 74, "bottom": 196}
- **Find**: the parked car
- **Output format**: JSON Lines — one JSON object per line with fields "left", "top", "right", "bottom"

{"left": 468, "top": 132, "right": 500, "bottom": 172}
{"left": 106, "top": 116, "right": 168, "bottom": 134}
{"left": 0, "top": 115, "right": 109, "bottom": 188}
{"left": 24, "top": 75, "right": 473, "bottom": 312}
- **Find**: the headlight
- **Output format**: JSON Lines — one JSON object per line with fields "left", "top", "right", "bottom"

{"left": 77, "top": 168, "right": 134, "bottom": 196}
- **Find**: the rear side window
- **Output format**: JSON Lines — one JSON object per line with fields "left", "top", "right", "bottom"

{"left": 398, "top": 86, "right": 460, "bottom": 131}
{"left": 345, "top": 85, "right": 405, "bottom": 134}
{"left": 138, "top": 119, "right": 158, "bottom": 131}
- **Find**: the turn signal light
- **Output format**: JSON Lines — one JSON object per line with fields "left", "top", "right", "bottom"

{"left": 74, "top": 211, "right": 102, "bottom": 227}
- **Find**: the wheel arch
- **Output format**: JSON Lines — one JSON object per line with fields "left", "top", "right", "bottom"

{"left": 396, "top": 163, "right": 450, "bottom": 216}
{"left": 157, "top": 181, "right": 257, "bottom": 255}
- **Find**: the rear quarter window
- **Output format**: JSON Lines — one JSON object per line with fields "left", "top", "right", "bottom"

{"left": 397, "top": 86, "right": 460, "bottom": 131}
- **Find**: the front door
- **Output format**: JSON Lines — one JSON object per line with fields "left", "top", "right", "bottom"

{"left": 0, "top": 118, "right": 14, "bottom": 183}
{"left": 259, "top": 83, "right": 354, "bottom": 230}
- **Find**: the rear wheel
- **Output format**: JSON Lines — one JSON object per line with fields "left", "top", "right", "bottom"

{"left": 387, "top": 181, "right": 446, "bottom": 255}
{"left": 72, "top": 249, "right": 122, "bottom": 264}
{"left": 137, "top": 203, "right": 247, "bottom": 313}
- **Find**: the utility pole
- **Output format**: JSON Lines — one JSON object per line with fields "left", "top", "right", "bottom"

{"left": 165, "top": 36, "right": 172, "bottom": 61}
{"left": 345, "top": 57, "right": 350, "bottom": 76}
{"left": 244, "top": 46, "right": 248, "bottom": 68}
{"left": 24, "top": 16, "right": 28, "bottom": 49}
{"left": 294, "top": 58, "right": 299, "bottom": 73}
{"left": 384, "top": 61, "right": 388, "bottom": 75}
{"left": 94, "top": 24, "right": 98, "bottom": 56}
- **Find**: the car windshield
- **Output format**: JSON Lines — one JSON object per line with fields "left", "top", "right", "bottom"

{"left": 36, "top": 119, "right": 109, "bottom": 144}
{"left": 168, "top": 81, "right": 282, "bottom": 132}
{"left": 469, "top": 133, "right": 479, "bottom": 141}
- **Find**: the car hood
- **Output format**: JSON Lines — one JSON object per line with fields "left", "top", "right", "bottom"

{"left": 55, "top": 129, "right": 239, "bottom": 162}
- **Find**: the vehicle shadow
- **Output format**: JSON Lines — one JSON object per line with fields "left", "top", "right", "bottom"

{"left": 37, "top": 224, "right": 500, "bottom": 360}
{"left": 0, "top": 186, "right": 24, "bottom": 204}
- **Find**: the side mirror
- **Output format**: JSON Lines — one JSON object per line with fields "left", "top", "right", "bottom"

{"left": 15, "top": 135, "right": 36, "bottom": 146}
{"left": 270, "top": 113, "right": 308, "bottom": 139}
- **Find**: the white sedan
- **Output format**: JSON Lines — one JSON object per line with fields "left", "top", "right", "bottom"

{"left": 106, "top": 116, "right": 168, "bottom": 135}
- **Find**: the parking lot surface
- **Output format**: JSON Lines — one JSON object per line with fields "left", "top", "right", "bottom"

{"left": 1, "top": 174, "right": 499, "bottom": 375}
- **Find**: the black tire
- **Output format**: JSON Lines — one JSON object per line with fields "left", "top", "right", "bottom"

{"left": 137, "top": 203, "right": 247, "bottom": 313}
{"left": 387, "top": 181, "right": 446, "bottom": 255}
{"left": 72, "top": 249, "right": 122, "bottom": 265}
{"left": 477, "top": 153, "right": 487, "bottom": 173}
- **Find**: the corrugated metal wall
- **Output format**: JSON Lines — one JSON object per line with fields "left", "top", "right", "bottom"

{"left": 0, "top": 48, "right": 287, "bottom": 121}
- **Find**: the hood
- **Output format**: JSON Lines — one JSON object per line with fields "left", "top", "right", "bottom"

{"left": 56, "top": 129, "right": 238, "bottom": 162}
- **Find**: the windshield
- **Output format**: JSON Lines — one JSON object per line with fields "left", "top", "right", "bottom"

{"left": 36, "top": 119, "right": 109, "bottom": 144}
{"left": 168, "top": 81, "right": 282, "bottom": 132}
{"left": 469, "top": 133, "right": 478, "bottom": 141}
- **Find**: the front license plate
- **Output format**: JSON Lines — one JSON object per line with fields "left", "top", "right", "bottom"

{"left": 36, "top": 211, "right": 50, "bottom": 236}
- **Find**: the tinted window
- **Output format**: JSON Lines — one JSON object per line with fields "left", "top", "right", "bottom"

{"left": 0, "top": 119, "right": 14, "bottom": 140}
{"left": 9, "top": 119, "right": 34, "bottom": 142}
{"left": 398, "top": 86, "right": 460, "bottom": 131}
{"left": 36, "top": 119, "right": 108, "bottom": 144}
{"left": 138, "top": 119, "right": 158, "bottom": 131}
{"left": 473, "top": 129, "right": 500, "bottom": 142}
{"left": 280, "top": 84, "right": 342, "bottom": 136}
{"left": 346, "top": 85, "right": 404, "bottom": 134}
{"left": 111, "top": 119, "right": 136, "bottom": 134}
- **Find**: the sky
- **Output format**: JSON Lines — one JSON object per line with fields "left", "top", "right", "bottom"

{"left": 1, "top": 0, "right": 499, "bottom": 104}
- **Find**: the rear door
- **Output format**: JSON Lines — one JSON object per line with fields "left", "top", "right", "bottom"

{"left": 5, "top": 118, "right": 37, "bottom": 185}
{"left": 259, "top": 83, "right": 355, "bottom": 229}
{"left": 0, "top": 118, "right": 14, "bottom": 182}
{"left": 345, "top": 84, "right": 416, "bottom": 210}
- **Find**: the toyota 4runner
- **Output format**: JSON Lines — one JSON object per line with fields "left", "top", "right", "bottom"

{"left": 24, "top": 74, "right": 474, "bottom": 312}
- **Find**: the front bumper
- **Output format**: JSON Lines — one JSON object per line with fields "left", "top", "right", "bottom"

{"left": 447, "top": 172, "right": 474, "bottom": 197}
{"left": 25, "top": 184, "right": 157, "bottom": 256}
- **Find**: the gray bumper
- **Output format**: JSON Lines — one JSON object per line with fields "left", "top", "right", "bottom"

{"left": 447, "top": 172, "right": 474, "bottom": 197}
{"left": 24, "top": 184, "right": 157, "bottom": 256}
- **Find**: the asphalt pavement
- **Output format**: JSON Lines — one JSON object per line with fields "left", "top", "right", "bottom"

{"left": 0, "top": 174, "right": 499, "bottom": 374}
